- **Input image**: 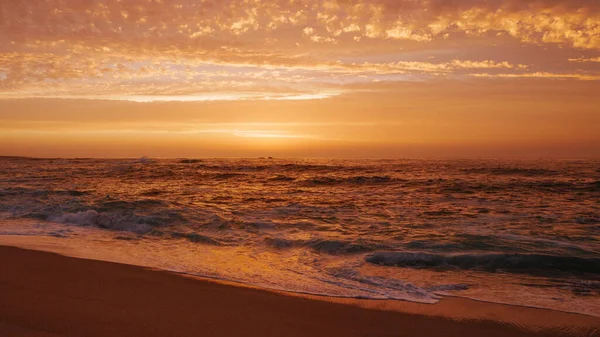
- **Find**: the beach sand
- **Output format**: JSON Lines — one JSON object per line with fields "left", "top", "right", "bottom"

{"left": 0, "top": 245, "right": 598, "bottom": 337}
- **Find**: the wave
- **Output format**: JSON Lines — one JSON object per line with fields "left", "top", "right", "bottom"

{"left": 51, "top": 210, "right": 156, "bottom": 234}
{"left": 277, "top": 163, "right": 335, "bottom": 172}
{"left": 301, "top": 175, "right": 399, "bottom": 186}
{"left": 267, "top": 175, "right": 296, "bottom": 182}
{"left": 138, "top": 156, "right": 155, "bottom": 165}
{"left": 166, "top": 231, "right": 222, "bottom": 246}
{"left": 97, "top": 198, "right": 168, "bottom": 210}
{"left": 365, "top": 252, "right": 600, "bottom": 277}
{"left": 141, "top": 189, "right": 164, "bottom": 196}
{"left": 0, "top": 187, "right": 89, "bottom": 197}
{"left": 179, "top": 159, "right": 204, "bottom": 164}
{"left": 436, "top": 180, "right": 596, "bottom": 194}
{"left": 462, "top": 167, "right": 558, "bottom": 176}
{"left": 265, "top": 237, "right": 386, "bottom": 255}
{"left": 204, "top": 172, "right": 248, "bottom": 180}
{"left": 50, "top": 207, "right": 186, "bottom": 234}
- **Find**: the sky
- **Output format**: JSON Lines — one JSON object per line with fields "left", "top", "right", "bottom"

{"left": 0, "top": 0, "right": 599, "bottom": 158}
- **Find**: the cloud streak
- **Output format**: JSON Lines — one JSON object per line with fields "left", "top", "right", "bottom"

{"left": 471, "top": 72, "right": 600, "bottom": 80}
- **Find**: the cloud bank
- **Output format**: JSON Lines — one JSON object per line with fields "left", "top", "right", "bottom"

{"left": 0, "top": 0, "right": 599, "bottom": 99}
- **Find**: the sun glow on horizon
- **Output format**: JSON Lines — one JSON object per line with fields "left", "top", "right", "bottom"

{"left": 231, "top": 130, "right": 314, "bottom": 139}
{"left": 0, "top": 0, "right": 599, "bottom": 158}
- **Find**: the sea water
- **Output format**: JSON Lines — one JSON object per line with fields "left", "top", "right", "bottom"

{"left": 0, "top": 157, "right": 598, "bottom": 316}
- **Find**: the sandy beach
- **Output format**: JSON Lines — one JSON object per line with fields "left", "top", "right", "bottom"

{"left": 0, "top": 245, "right": 598, "bottom": 337}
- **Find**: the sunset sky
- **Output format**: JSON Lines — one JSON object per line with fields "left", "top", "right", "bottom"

{"left": 0, "top": 0, "right": 599, "bottom": 158}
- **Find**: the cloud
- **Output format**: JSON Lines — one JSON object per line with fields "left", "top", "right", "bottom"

{"left": 2, "top": 1, "right": 599, "bottom": 49}
{"left": 0, "top": 0, "right": 599, "bottom": 99}
{"left": 569, "top": 56, "right": 600, "bottom": 62}
{"left": 471, "top": 72, "right": 600, "bottom": 80}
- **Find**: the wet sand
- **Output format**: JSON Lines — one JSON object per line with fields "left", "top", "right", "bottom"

{"left": 0, "top": 245, "right": 598, "bottom": 337}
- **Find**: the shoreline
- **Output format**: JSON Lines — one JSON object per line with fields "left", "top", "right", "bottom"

{"left": 1, "top": 244, "right": 598, "bottom": 337}
{"left": 2, "top": 235, "right": 600, "bottom": 321}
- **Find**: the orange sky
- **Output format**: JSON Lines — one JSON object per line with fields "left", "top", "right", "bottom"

{"left": 0, "top": 0, "right": 599, "bottom": 158}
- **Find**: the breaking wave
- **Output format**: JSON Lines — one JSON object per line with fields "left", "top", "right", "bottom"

{"left": 51, "top": 210, "right": 161, "bottom": 234}
{"left": 366, "top": 252, "right": 600, "bottom": 276}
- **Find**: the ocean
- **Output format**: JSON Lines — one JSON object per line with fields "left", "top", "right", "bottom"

{"left": 1, "top": 157, "right": 598, "bottom": 316}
